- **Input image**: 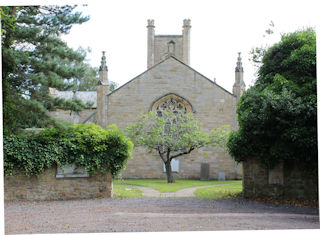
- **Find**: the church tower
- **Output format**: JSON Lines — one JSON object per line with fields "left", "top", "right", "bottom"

{"left": 233, "top": 52, "right": 246, "bottom": 99}
{"left": 147, "top": 19, "right": 191, "bottom": 68}
{"left": 97, "top": 51, "right": 109, "bottom": 128}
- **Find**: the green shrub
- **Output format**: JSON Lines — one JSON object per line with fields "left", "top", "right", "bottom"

{"left": 227, "top": 29, "right": 317, "bottom": 173}
{"left": 4, "top": 123, "right": 133, "bottom": 177}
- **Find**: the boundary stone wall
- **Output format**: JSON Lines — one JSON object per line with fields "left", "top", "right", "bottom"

{"left": 243, "top": 158, "right": 318, "bottom": 199}
{"left": 4, "top": 167, "right": 113, "bottom": 201}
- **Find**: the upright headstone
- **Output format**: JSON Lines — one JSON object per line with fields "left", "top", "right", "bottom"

{"left": 218, "top": 172, "right": 226, "bottom": 181}
{"left": 200, "top": 163, "right": 210, "bottom": 180}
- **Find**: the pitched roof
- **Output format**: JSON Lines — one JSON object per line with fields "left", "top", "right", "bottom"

{"left": 108, "top": 55, "right": 235, "bottom": 97}
{"left": 170, "top": 56, "right": 236, "bottom": 97}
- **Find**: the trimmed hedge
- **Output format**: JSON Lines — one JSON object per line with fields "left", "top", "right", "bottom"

{"left": 4, "top": 123, "right": 133, "bottom": 177}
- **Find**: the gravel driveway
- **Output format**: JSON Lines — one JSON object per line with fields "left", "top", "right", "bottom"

{"left": 5, "top": 197, "right": 320, "bottom": 233}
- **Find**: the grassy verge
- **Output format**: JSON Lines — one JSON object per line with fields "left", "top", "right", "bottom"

{"left": 114, "top": 179, "right": 241, "bottom": 193}
{"left": 113, "top": 184, "right": 143, "bottom": 197}
{"left": 194, "top": 184, "right": 242, "bottom": 199}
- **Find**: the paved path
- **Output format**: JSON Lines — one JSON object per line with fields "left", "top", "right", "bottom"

{"left": 123, "top": 182, "right": 241, "bottom": 197}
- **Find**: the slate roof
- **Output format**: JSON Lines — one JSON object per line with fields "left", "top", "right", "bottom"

{"left": 55, "top": 91, "right": 97, "bottom": 108}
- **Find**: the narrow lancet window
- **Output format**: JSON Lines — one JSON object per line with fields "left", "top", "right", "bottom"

{"left": 168, "top": 40, "right": 175, "bottom": 55}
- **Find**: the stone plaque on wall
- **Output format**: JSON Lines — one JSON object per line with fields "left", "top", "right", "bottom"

{"left": 268, "top": 162, "right": 284, "bottom": 185}
{"left": 56, "top": 163, "right": 89, "bottom": 178}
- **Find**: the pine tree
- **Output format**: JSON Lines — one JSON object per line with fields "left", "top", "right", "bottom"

{"left": 1, "top": 6, "right": 91, "bottom": 134}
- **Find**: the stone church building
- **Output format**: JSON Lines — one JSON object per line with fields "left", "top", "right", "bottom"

{"left": 50, "top": 19, "right": 246, "bottom": 180}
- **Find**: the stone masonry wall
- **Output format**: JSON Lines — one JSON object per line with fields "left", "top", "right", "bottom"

{"left": 4, "top": 167, "right": 113, "bottom": 201}
{"left": 243, "top": 158, "right": 318, "bottom": 199}
{"left": 49, "top": 108, "right": 96, "bottom": 124}
{"left": 122, "top": 146, "right": 242, "bottom": 180}
{"left": 108, "top": 57, "right": 242, "bottom": 180}
{"left": 154, "top": 36, "right": 183, "bottom": 64}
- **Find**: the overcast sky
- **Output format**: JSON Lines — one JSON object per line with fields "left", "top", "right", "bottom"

{"left": 4, "top": 0, "right": 319, "bottom": 92}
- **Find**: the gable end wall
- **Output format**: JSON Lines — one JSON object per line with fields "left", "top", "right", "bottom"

{"left": 107, "top": 57, "right": 241, "bottom": 179}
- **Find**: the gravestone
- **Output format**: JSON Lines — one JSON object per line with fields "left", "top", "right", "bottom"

{"left": 200, "top": 163, "right": 210, "bottom": 180}
{"left": 218, "top": 172, "right": 226, "bottom": 180}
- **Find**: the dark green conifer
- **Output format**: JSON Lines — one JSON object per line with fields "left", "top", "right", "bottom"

{"left": 1, "top": 6, "right": 91, "bottom": 134}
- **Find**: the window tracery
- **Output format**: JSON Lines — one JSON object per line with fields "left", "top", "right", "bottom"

{"left": 151, "top": 94, "right": 192, "bottom": 117}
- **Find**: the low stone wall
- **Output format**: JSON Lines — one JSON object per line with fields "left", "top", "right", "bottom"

{"left": 243, "top": 158, "right": 318, "bottom": 199}
{"left": 4, "top": 167, "right": 113, "bottom": 201}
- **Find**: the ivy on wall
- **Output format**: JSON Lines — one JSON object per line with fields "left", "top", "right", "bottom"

{"left": 4, "top": 123, "right": 134, "bottom": 177}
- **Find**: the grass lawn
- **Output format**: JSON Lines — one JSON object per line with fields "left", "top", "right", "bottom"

{"left": 113, "top": 184, "right": 143, "bottom": 197}
{"left": 194, "top": 183, "right": 242, "bottom": 199}
{"left": 114, "top": 178, "right": 241, "bottom": 193}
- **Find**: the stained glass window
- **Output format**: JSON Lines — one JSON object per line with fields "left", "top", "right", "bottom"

{"left": 152, "top": 94, "right": 192, "bottom": 116}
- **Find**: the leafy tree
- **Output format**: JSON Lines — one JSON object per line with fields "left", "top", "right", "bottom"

{"left": 77, "top": 65, "right": 99, "bottom": 91}
{"left": 127, "top": 111, "right": 230, "bottom": 183}
{"left": 227, "top": 28, "right": 317, "bottom": 174}
{"left": 65, "top": 62, "right": 119, "bottom": 92}
{"left": 109, "top": 81, "right": 118, "bottom": 92}
{"left": 249, "top": 21, "right": 276, "bottom": 68}
{"left": 50, "top": 46, "right": 98, "bottom": 92}
{"left": 1, "top": 6, "right": 91, "bottom": 134}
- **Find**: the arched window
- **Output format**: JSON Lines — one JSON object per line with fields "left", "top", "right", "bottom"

{"left": 151, "top": 94, "right": 193, "bottom": 117}
{"left": 167, "top": 40, "right": 175, "bottom": 55}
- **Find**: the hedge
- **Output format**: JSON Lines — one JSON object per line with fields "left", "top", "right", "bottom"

{"left": 4, "top": 123, "right": 134, "bottom": 177}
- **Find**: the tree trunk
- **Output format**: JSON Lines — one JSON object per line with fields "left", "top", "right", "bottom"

{"left": 4, "top": 7, "right": 17, "bottom": 47}
{"left": 165, "top": 160, "right": 175, "bottom": 183}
